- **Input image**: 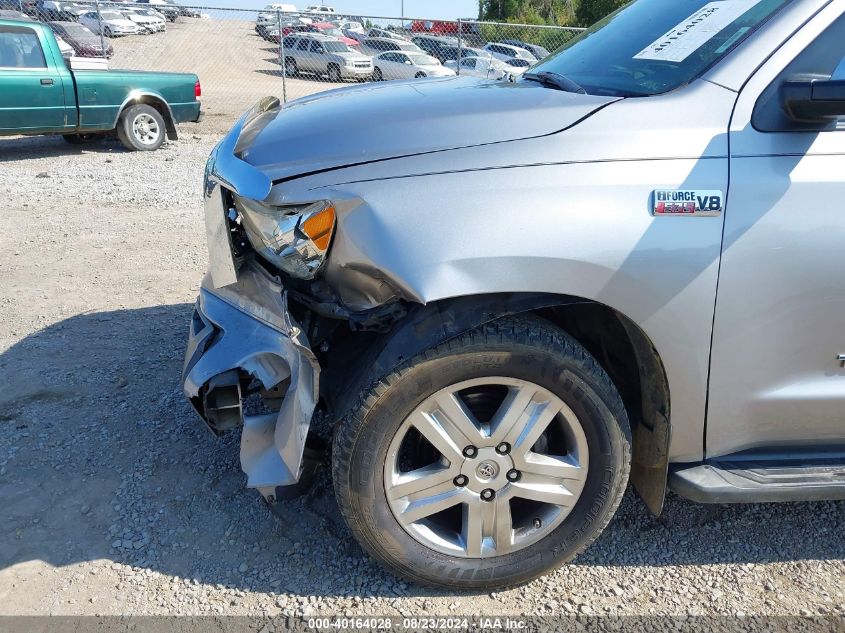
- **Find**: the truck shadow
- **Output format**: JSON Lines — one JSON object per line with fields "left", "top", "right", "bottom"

{"left": 0, "top": 135, "right": 125, "bottom": 161}
{"left": 0, "top": 306, "right": 842, "bottom": 598}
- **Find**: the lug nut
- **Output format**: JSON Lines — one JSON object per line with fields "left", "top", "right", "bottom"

{"left": 496, "top": 442, "right": 511, "bottom": 455}
{"left": 480, "top": 488, "right": 495, "bottom": 501}
{"left": 533, "top": 518, "right": 542, "bottom": 529}
{"left": 453, "top": 474, "right": 468, "bottom": 487}
{"left": 506, "top": 469, "right": 521, "bottom": 482}
{"left": 462, "top": 445, "right": 478, "bottom": 458}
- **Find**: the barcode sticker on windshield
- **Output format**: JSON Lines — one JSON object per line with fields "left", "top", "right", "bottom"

{"left": 634, "top": 0, "right": 761, "bottom": 63}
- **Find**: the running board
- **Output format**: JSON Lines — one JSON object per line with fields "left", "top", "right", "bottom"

{"left": 669, "top": 455, "right": 845, "bottom": 504}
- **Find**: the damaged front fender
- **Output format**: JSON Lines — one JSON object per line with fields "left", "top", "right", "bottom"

{"left": 182, "top": 263, "right": 320, "bottom": 496}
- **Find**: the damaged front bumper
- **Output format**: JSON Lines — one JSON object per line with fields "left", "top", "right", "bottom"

{"left": 182, "top": 264, "right": 320, "bottom": 498}
{"left": 183, "top": 97, "right": 321, "bottom": 499}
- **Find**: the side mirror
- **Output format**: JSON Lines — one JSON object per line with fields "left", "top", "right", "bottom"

{"left": 782, "top": 75, "right": 845, "bottom": 123}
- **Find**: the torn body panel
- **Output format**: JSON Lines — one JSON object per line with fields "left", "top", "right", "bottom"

{"left": 182, "top": 262, "right": 320, "bottom": 496}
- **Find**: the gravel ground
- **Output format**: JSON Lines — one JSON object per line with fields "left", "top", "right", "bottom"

{"left": 109, "top": 16, "right": 349, "bottom": 132}
{"left": 1, "top": 132, "right": 844, "bottom": 619}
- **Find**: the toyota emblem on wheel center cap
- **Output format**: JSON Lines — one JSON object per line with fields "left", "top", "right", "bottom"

{"left": 476, "top": 461, "right": 499, "bottom": 480}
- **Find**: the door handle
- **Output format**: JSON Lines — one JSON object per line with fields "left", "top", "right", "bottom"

{"left": 41, "top": 78, "right": 54, "bottom": 86}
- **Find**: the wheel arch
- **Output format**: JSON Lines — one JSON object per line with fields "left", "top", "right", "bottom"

{"left": 115, "top": 92, "right": 178, "bottom": 140}
{"left": 322, "top": 292, "right": 671, "bottom": 515}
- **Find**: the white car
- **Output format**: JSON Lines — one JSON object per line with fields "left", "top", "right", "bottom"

{"left": 366, "top": 27, "right": 407, "bottom": 41}
{"left": 54, "top": 34, "right": 74, "bottom": 58}
{"left": 337, "top": 20, "right": 363, "bottom": 32}
{"left": 483, "top": 42, "right": 538, "bottom": 64}
{"left": 372, "top": 51, "right": 455, "bottom": 81}
{"left": 121, "top": 9, "right": 166, "bottom": 33}
{"left": 359, "top": 37, "right": 423, "bottom": 56}
{"left": 79, "top": 10, "right": 140, "bottom": 37}
{"left": 501, "top": 57, "right": 532, "bottom": 75}
{"left": 304, "top": 4, "right": 335, "bottom": 14}
{"left": 257, "top": 3, "right": 298, "bottom": 25}
{"left": 445, "top": 55, "right": 526, "bottom": 80}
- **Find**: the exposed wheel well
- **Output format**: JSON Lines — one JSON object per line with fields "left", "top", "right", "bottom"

{"left": 121, "top": 96, "right": 177, "bottom": 140}
{"left": 308, "top": 292, "right": 671, "bottom": 515}
{"left": 530, "top": 302, "right": 671, "bottom": 515}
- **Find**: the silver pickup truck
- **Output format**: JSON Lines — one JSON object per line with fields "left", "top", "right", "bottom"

{"left": 184, "top": 0, "right": 845, "bottom": 589}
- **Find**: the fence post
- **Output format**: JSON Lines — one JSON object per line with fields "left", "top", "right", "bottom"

{"left": 94, "top": 0, "right": 107, "bottom": 60}
{"left": 18, "top": 0, "right": 23, "bottom": 13}
{"left": 456, "top": 18, "right": 462, "bottom": 75}
{"left": 277, "top": 10, "right": 287, "bottom": 104}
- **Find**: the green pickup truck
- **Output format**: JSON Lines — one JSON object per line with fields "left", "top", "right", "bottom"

{"left": 0, "top": 18, "right": 201, "bottom": 151}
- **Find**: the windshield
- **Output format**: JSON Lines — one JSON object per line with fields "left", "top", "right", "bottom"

{"left": 100, "top": 11, "right": 123, "bottom": 20}
{"left": 506, "top": 59, "right": 532, "bottom": 68}
{"left": 530, "top": 0, "right": 792, "bottom": 97}
{"left": 323, "top": 40, "right": 349, "bottom": 52}
{"left": 408, "top": 53, "right": 437, "bottom": 65}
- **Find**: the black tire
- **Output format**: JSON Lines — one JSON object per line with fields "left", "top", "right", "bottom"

{"left": 327, "top": 64, "right": 341, "bottom": 83}
{"left": 62, "top": 133, "right": 100, "bottom": 145}
{"left": 103, "top": 26, "right": 112, "bottom": 38}
{"left": 332, "top": 316, "right": 631, "bottom": 589}
{"left": 284, "top": 57, "right": 298, "bottom": 77}
{"left": 372, "top": 67, "right": 383, "bottom": 81}
{"left": 116, "top": 104, "right": 166, "bottom": 151}
{"left": 414, "top": 71, "right": 427, "bottom": 78}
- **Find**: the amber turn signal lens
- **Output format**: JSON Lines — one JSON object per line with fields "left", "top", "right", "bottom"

{"left": 301, "top": 206, "right": 336, "bottom": 252}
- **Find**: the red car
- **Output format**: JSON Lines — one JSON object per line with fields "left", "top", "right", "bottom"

{"left": 268, "top": 23, "right": 317, "bottom": 44}
{"left": 311, "top": 21, "right": 359, "bottom": 47}
{"left": 412, "top": 19, "right": 473, "bottom": 35}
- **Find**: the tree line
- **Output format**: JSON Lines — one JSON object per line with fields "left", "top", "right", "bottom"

{"left": 478, "top": 0, "right": 628, "bottom": 27}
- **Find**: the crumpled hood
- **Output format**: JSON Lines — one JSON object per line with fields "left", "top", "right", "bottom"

{"left": 238, "top": 76, "right": 618, "bottom": 183}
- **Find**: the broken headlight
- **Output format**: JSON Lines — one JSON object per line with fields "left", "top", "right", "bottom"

{"left": 233, "top": 197, "right": 336, "bottom": 280}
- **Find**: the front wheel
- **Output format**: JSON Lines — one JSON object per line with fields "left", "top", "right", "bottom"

{"left": 332, "top": 316, "right": 631, "bottom": 589}
{"left": 327, "top": 64, "right": 341, "bottom": 83}
{"left": 103, "top": 26, "right": 112, "bottom": 37}
{"left": 116, "top": 104, "right": 166, "bottom": 151}
{"left": 414, "top": 71, "right": 427, "bottom": 78}
{"left": 372, "top": 67, "right": 383, "bottom": 81}
{"left": 284, "top": 57, "right": 298, "bottom": 77}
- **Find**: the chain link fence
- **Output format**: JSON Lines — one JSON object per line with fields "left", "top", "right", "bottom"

{"left": 9, "top": 1, "right": 584, "bottom": 131}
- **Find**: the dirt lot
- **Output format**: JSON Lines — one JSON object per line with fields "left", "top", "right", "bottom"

{"left": 111, "top": 16, "right": 348, "bottom": 131}
{"left": 0, "top": 12, "right": 844, "bottom": 622}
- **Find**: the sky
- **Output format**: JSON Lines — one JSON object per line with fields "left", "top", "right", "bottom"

{"left": 197, "top": 0, "right": 479, "bottom": 21}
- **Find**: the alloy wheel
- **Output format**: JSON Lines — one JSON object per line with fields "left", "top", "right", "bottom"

{"left": 131, "top": 112, "right": 161, "bottom": 146}
{"left": 383, "top": 377, "right": 589, "bottom": 558}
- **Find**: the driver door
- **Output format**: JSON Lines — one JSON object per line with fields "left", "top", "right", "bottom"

{"left": 0, "top": 23, "right": 69, "bottom": 132}
{"left": 707, "top": 3, "right": 845, "bottom": 457}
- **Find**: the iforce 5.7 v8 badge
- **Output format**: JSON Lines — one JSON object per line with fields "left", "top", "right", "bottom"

{"left": 651, "top": 190, "right": 724, "bottom": 217}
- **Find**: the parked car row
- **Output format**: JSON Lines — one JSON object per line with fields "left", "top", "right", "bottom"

{"left": 6, "top": 0, "right": 199, "bottom": 24}
{"left": 255, "top": 11, "right": 547, "bottom": 84}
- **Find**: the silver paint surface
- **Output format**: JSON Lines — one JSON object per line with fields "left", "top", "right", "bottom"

{"left": 190, "top": 0, "right": 845, "bottom": 488}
